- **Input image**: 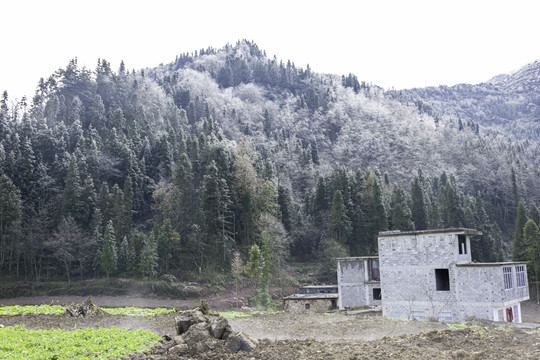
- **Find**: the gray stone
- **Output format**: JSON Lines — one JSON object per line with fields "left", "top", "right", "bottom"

{"left": 175, "top": 310, "right": 206, "bottom": 335}
{"left": 226, "top": 332, "right": 258, "bottom": 352}
{"left": 182, "top": 322, "right": 211, "bottom": 347}
{"left": 168, "top": 344, "right": 189, "bottom": 355}
{"left": 209, "top": 316, "right": 231, "bottom": 339}
{"left": 172, "top": 335, "right": 185, "bottom": 345}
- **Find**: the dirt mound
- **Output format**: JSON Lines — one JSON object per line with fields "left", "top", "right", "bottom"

{"left": 65, "top": 296, "right": 106, "bottom": 317}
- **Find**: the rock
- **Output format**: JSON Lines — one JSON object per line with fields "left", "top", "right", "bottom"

{"left": 0, "top": 324, "right": 4, "bottom": 328}
{"left": 182, "top": 322, "right": 212, "bottom": 347}
{"left": 152, "top": 343, "right": 168, "bottom": 355}
{"left": 175, "top": 310, "right": 206, "bottom": 335}
{"left": 172, "top": 335, "right": 185, "bottom": 345}
{"left": 209, "top": 316, "right": 232, "bottom": 339}
{"left": 169, "top": 344, "right": 189, "bottom": 355}
{"left": 226, "top": 331, "right": 258, "bottom": 352}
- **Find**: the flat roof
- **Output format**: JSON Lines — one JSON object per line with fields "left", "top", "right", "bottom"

{"left": 336, "top": 256, "right": 379, "bottom": 261}
{"left": 378, "top": 228, "right": 482, "bottom": 237}
{"left": 283, "top": 293, "right": 339, "bottom": 300}
{"left": 300, "top": 285, "right": 338, "bottom": 288}
{"left": 456, "top": 261, "right": 528, "bottom": 267}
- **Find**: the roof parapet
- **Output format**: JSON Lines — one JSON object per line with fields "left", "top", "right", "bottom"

{"left": 378, "top": 228, "right": 482, "bottom": 237}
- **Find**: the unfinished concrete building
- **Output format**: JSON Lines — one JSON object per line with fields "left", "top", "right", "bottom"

{"left": 377, "top": 228, "right": 529, "bottom": 323}
{"left": 337, "top": 256, "right": 381, "bottom": 309}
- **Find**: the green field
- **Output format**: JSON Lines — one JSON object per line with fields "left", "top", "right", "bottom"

{"left": 0, "top": 326, "right": 160, "bottom": 360}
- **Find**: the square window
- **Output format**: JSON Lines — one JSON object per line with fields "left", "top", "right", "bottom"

{"left": 435, "top": 269, "right": 450, "bottom": 291}
{"left": 373, "top": 288, "right": 382, "bottom": 300}
{"left": 516, "top": 265, "right": 526, "bottom": 288}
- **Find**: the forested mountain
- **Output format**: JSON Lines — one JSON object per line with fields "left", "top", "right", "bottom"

{"left": 390, "top": 59, "right": 540, "bottom": 140}
{"left": 1, "top": 40, "right": 539, "bottom": 284}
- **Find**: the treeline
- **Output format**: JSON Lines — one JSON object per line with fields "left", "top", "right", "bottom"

{"left": 0, "top": 40, "right": 538, "bottom": 284}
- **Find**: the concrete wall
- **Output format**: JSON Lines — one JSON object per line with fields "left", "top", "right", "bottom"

{"left": 337, "top": 258, "right": 381, "bottom": 309}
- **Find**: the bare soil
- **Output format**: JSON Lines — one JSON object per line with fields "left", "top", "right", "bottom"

{"left": 2, "top": 294, "right": 540, "bottom": 359}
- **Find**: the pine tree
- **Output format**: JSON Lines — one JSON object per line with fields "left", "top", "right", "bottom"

{"left": 139, "top": 234, "right": 158, "bottom": 279}
{"left": 529, "top": 204, "right": 540, "bottom": 226}
{"left": 277, "top": 186, "right": 292, "bottom": 232}
{"left": 329, "top": 190, "right": 351, "bottom": 247}
{"left": 118, "top": 236, "right": 129, "bottom": 273}
{"left": 157, "top": 219, "right": 180, "bottom": 273}
{"left": 0, "top": 175, "right": 22, "bottom": 272}
{"left": 390, "top": 185, "right": 413, "bottom": 231}
{"left": 512, "top": 202, "right": 529, "bottom": 261}
{"left": 100, "top": 220, "right": 117, "bottom": 278}
{"left": 61, "top": 155, "right": 82, "bottom": 219}
{"left": 411, "top": 177, "right": 427, "bottom": 230}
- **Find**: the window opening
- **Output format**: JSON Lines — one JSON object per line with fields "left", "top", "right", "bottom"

{"left": 305, "top": 303, "right": 310, "bottom": 310}
{"left": 458, "top": 235, "right": 467, "bottom": 255}
{"left": 369, "top": 259, "right": 380, "bottom": 281}
{"left": 373, "top": 288, "right": 382, "bottom": 300}
{"left": 503, "top": 267, "right": 513, "bottom": 290}
{"left": 516, "top": 265, "right": 526, "bottom": 288}
{"left": 435, "top": 269, "right": 450, "bottom": 291}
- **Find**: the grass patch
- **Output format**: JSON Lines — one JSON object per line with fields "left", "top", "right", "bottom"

{"left": 219, "top": 311, "right": 251, "bottom": 318}
{"left": 447, "top": 323, "right": 467, "bottom": 329}
{"left": 0, "top": 325, "right": 160, "bottom": 359}
{"left": 0, "top": 305, "right": 176, "bottom": 317}
{"left": 102, "top": 307, "right": 176, "bottom": 316}
{"left": 0, "top": 305, "right": 65, "bottom": 316}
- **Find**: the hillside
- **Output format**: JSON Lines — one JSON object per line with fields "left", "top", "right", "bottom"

{"left": 390, "top": 59, "right": 540, "bottom": 140}
{"left": 0, "top": 40, "right": 539, "bottom": 286}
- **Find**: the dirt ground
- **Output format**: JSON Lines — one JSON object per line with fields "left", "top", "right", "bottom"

{"left": 2, "top": 295, "right": 540, "bottom": 359}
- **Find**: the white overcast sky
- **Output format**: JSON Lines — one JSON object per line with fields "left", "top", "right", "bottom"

{"left": 1, "top": 0, "right": 539, "bottom": 100}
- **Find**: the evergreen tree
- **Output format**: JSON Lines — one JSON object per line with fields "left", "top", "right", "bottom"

{"left": 0, "top": 175, "right": 22, "bottom": 272}
{"left": 329, "top": 190, "right": 351, "bottom": 247}
{"left": 529, "top": 204, "right": 540, "bottom": 226}
{"left": 277, "top": 186, "right": 292, "bottom": 232}
{"left": 390, "top": 185, "right": 413, "bottom": 231}
{"left": 61, "top": 155, "right": 82, "bottom": 219}
{"left": 258, "top": 180, "right": 279, "bottom": 217}
{"left": 157, "top": 219, "right": 180, "bottom": 273}
{"left": 523, "top": 219, "right": 540, "bottom": 303}
{"left": 411, "top": 177, "right": 427, "bottom": 230}
{"left": 117, "top": 236, "right": 129, "bottom": 273}
{"left": 139, "top": 234, "right": 158, "bottom": 278}
{"left": 100, "top": 220, "right": 117, "bottom": 278}
{"left": 512, "top": 202, "right": 528, "bottom": 261}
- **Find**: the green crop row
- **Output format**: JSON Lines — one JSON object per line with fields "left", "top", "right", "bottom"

{"left": 0, "top": 326, "right": 160, "bottom": 359}
{"left": 0, "top": 305, "right": 176, "bottom": 316}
